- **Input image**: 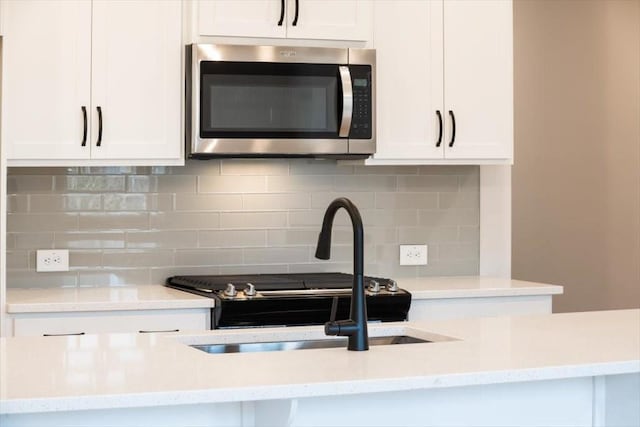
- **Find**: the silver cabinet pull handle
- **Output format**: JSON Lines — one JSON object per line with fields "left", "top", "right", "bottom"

{"left": 138, "top": 329, "right": 180, "bottom": 334}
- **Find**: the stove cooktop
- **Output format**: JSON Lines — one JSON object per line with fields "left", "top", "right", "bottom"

{"left": 167, "top": 272, "right": 385, "bottom": 292}
{"left": 165, "top": 272, "right": 411, "bottom": 329}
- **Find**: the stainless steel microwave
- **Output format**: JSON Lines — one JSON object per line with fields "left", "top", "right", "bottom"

{"left": 186, "top": 44, "right": 375, "bottom": 159}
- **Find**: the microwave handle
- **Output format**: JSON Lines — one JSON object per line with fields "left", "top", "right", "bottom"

{"left": 338, "top": 66, "right": 353, "bottom": 138}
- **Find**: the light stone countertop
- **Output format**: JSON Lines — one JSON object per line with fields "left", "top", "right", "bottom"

{"left": 5, "top": 285, "right": 215, "bottom": 313}
{"left": 396, "top": 276, "right": 563, "bottom": 299}
{"left": 5, "top": 276, "right": 562, "bottom": 314}
{"left": 1, "top": 309, "right": 638, "bottom": 414}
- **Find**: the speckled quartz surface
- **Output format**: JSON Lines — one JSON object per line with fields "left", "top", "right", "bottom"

{"left": 5, "top": 277, "right": 562, "bottom": 314}
{"left": 1, "top": 309, "right": 637, "bottom": 414}
{"left": 6, "top": 285, "right": 214, "bottom": 313}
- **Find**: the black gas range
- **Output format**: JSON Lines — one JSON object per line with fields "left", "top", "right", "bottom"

{"left": 166, "top": 273, "right": 411, "bottom": 329}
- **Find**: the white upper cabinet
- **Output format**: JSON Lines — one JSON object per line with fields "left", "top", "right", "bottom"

{"left": 371, "top": 0, "right": 513, "bottom": 164}
{"left": 373, "top": 1, "right": 444, "bottom": 160}
{"left": 197, "top": 0, "right": 286, "bottom": 39}
{"left": 442, "top": 0, "right": 513, "bottom": 160}
{"left": 90, "top": 1, "right": 182, "bottom": 161}
{"left": 196, "top": 0, "right": 372, "bottom": 42}
{"left": 285, "top": 0, "right": 372, "bottom": 41}
{"left": 2, "top": 1, "right": 92, "bottom": 161}
{"left": 2, "top": 0, "right": 183, "bottom": 166}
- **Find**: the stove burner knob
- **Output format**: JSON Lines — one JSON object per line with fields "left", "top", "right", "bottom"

{"left": 386, "top": 279, "right": 399, "bottom": 293}
{"left": 244, "top": 283, "right": 256, "bottom": 297}
{"left": 224, "top": 283, "right": 237, "bottom": 298}
{"left": 368, "top": 280, "right": 380, "bottom": 294}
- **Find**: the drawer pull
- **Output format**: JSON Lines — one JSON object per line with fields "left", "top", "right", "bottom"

{"left": 138, "top": 329, "right": 179, "bottom": 334}
{"left": 43, "top": 332, "right": 85, "bottom": 337}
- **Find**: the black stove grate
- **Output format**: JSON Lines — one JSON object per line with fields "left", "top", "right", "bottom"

{"left": 168, "top": 274, "right": 303, "bottom": 291}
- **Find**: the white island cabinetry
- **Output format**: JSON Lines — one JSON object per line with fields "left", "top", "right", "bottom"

{"left": 371, "top": 0, "right": 512, "bottom": 164}
{"left": 2, "top": 0, "right": 183, "bottom": 166}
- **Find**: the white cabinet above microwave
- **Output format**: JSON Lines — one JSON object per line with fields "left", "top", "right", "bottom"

{"left": 196, "top": 0, "right": 373, "bottom": 42}
{"left": 2, "top": 0, "right": 183, "bottom": 167}
{"left": 369, "top": 0, "right": 513, "bottom": 165}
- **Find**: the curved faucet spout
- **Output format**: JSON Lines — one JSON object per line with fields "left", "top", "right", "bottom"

{"left": 315, "top": 197, "right": 368, "bottom": 351}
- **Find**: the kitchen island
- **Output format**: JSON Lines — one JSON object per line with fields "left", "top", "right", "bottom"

{"left": 1, "top": 309, "right": 638, "bottom": 427}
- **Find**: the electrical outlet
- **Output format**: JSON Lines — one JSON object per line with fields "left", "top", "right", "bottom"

{"left": 399, "top": 244, "right": 428, "bottom": 266}
{"left": 36, "top": 250, "right": 69, "bottom": 272}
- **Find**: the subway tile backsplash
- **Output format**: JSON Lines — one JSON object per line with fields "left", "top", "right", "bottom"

{"left": 6, "top": 160, "right": 480, "bottom": 288}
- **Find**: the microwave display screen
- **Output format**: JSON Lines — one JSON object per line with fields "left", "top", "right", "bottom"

{"left": 353, "top": 78, "right": 368, "bottom": 88}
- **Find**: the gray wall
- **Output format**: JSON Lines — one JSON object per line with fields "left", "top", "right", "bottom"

{"left": 513, "top": 0, "right": 640, "bottom": 311}
{"left": 6, "top": 161, "right": 480, "bottom": 287}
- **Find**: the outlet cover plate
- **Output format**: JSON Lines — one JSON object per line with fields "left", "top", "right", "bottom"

{"left": 36, "top": 250, "right": 69, "bottom": 272}
{"left": 400, "top": 244, "right": 428, "bottom": 266}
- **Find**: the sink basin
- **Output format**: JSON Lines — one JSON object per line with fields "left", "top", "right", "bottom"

{"left": 191, "top": 335, "right": 429, "bottom": 354}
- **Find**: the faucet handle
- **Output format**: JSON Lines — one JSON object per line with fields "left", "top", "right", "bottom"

{"left": 325, "top": 321, "right": 340, "bottom": 336}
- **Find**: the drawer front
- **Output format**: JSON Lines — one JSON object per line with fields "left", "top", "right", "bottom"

{"left": 12, "top": 309, "right": 209, "bottom": 337}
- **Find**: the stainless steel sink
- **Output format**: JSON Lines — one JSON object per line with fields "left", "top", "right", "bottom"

{"left": 191, "top": 335, "right": 429, "bottom": 354}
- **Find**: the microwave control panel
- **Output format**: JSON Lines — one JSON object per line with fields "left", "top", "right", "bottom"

{"left": 349, "top": 65, "right": 372, "bottom": 140}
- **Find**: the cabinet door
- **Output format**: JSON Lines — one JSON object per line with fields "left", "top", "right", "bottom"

{"left": 443, "top": 0, "right": 513, "bottom": 160}
{"left": 2, "top": 0, "right": 91, "bottom": 161}
{"left": 197, "top": 0, "right": 286, "bottom": 38}
{"left": 372, "top": 1, "right": 444, "bottom": 160}
{"left": 90, "top": 0, "right": 182, "bottom": 160}
{"left": 286, "top": 0, "right": 372, "bottom": 41}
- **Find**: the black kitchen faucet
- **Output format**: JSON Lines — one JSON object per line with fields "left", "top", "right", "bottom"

{"left": 315, "top": 197, "right": 369, "bottom": 351}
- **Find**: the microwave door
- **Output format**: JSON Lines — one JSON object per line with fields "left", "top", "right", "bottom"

{"left": 194, "top": 61, "right": 349, "bottom": 156}
{"left": 199, "top": 62, "right": 343, "bottom": 138}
